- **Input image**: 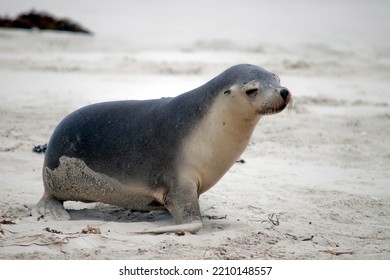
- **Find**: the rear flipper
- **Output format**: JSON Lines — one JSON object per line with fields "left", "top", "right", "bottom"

{"left": 31, "top": 192, "right": 71, "bottom": 220}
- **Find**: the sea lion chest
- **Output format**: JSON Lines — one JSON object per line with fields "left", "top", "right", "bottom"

{"left": 178, "top": 93, "right": 260, "bottom": 194}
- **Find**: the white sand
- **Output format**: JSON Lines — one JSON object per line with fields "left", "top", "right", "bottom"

{"left": 0, "top": 0, "right": 389, "bottom": 259}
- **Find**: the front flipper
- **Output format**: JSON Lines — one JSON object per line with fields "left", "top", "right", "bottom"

{"left": 31, "top": 192, "right": 71, "bottom": 220}
{"left": 136, "top": 180, "right": 202, "bottom": 234}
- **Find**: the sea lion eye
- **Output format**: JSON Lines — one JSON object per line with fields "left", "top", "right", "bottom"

{"left": 245, "top": 88, "right": 258, "bottom": 97}
{"left": 242, "top": 80, "right": 259, "bottom": 97}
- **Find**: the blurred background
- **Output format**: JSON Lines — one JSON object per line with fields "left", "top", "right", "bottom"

{"left": 2, "top": 0, "right": 390, "bottom": 49}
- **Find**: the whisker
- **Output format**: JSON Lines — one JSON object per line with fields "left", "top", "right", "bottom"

{"left": 287, "top": 96, "right": 293, "bottom": 117}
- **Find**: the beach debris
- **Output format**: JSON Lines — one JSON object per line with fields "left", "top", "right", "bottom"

{"left": 285, "top": 233, "right": 298, "bottom": 240}
{"left": 235, "top": 159, "right": 246, "bottom": 164}
{"left": 320, "top": 250, "right": 354, "bottom": 256}
{"left": 37, "top": 215, "right": 45, "bottom": 221}
{"left": 0, "top": 10, "right": 92, "bottom": 34}
{"left": 302, "top": 235, "right": 314, "bottom": 241}
{"left": 81, "top": 225, "right": 101, "bottom": 234}
{"left": 266, "top": 213, "right": 280, "bottom": 226}
{"left": 32, "top": 143, "right": 47, "bottom": 153}
{"left": 204, "top": 215, "right": 227, "bottom": 220}
{"left": 43, "top": 227, "right": 63, "bottom": 234}
{"left": 0, "top": 219, "right": 15, "bottom": 225}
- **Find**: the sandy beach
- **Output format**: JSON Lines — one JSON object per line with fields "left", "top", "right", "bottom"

{"left": 0, "top": 0, "right": 389, "bottom": 259}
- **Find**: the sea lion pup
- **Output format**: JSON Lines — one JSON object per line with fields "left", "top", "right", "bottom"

{"left": 33, "top": 64, "right": 292, "bottom": 234}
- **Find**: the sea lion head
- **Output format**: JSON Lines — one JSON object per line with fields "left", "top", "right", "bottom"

{"left": 221, "top": 64, "right": 292, "bottom": 116}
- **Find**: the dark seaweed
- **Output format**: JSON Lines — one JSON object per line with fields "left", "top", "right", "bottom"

{"left": 0, "top": 10, "right": 92, "bottom": 34}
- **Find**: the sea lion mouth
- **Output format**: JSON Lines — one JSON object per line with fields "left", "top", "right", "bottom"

{"left": 258, "top": 103, "right": 288, "bottom": 115}
{"left": 257, "top": 96, "right": 292, "bottom": 115}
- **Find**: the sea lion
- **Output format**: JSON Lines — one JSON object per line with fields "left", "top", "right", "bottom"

{"left": 33, "top": 64, "right": 291, "bottom": 234}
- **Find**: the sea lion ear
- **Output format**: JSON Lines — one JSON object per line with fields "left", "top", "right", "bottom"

{"left": 242, "top": 80, "right": 259, "bottom": 97}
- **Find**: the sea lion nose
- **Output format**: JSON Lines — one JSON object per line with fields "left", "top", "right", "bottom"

{"left": 280, "top": 88, "right": 290, "bottom": 101}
